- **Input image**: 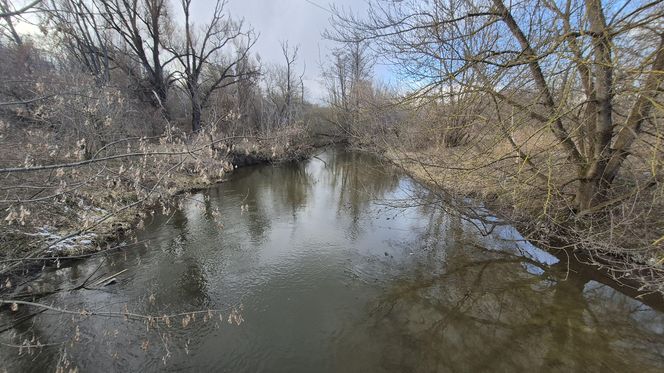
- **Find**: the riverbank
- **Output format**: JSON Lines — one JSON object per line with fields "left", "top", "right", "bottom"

{"left": 0, "top": 129, "right": 324, "bottom": 287}
{"left": 378, "top": 145, "right": 664, "bottom": 297}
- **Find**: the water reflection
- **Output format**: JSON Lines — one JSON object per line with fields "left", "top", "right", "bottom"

{"left": 345, "top": 214, "right": 664, "bottom": 372}
{"left": 1, "top": 148, "right": 663, "bottom": 372}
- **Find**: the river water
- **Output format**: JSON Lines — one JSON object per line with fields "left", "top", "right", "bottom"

{"left": 2, "top": 149, "right": 664, "bottom": 372}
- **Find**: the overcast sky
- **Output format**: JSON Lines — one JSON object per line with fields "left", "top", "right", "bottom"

{"left": 191, "top": 0, "right": 371, "bottom": 101}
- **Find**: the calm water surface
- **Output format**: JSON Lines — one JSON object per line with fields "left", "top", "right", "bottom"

{"left": 2, "top": 149, "right": 664, "bottom": 372}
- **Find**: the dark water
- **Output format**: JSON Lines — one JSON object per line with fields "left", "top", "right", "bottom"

{"left": 2, "top": 149, "right": 664, "bottom": 372}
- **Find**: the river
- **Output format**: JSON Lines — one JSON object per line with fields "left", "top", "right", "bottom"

{"left": 1, "top": 149, "right": 664, "bottom": 372}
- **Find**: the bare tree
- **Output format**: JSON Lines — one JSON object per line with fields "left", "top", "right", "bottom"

{"left": 324, "top": 0, "right": 664, "bottom": 291}
{"left": 329, "top": 0, "right": 664, "bottom": 211}
{"left": 323, "top": 40, "right": 373, "bottom": 136}
{"left": 0, "top": 0, "right": 27, "bottom": 45}
{"left": 93, "top": 0, "right": 173, "bottom": 110}
{"left": 232, "top": 51, "right": 260, "bottom": 131}
{"left": 168, "top": 0, "right": 257, "bottom": 132}
{"left": 0, "top": 0, "right": 41, "bottom": 16}
{"left": 278, "top": 41, "right": 303, "bottom": 125}
{"left": 48, "top": 0, "right": 111, "bottom": 82}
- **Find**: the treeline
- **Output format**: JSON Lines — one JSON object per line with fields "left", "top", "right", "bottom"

{"left": 0, "top": 0, "right": 325, "bottom": 152}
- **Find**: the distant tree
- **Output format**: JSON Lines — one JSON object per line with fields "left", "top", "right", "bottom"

{"left": 94, "top": 0, "right": 173, "bottom": 111}
{"left": 322, "top": 40, "right": 373, "bottom": 136}
{"left": 48, "top": 0, "right": 111, "bottom": 82}
{"left": 278, "top": 41, "right": 302, "bottom": 126}
{"left": 167, "top": 0, "right": 258, "bottom": 132}
{"left": 264, "top": 41, "right": 304, "bottom": 127}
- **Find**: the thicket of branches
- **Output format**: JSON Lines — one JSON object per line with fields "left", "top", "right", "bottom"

{"left": 326, "top": 0, "right": 664, "bottom": 292}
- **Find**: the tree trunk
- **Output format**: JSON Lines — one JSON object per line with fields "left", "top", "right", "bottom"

{"left": 576, "top": 33, "right": 664, "bottom": 211}
{"left": 576, "top": 176, "right": 609, "bottom": 211}
{"left": 605, "top": 34, "right": 664, "bottom": 183}
{"left": 191, "top": 100, "right": 202, "bottom": 133}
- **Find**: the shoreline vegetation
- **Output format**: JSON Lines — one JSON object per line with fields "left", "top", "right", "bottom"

{"left": 378, "top": 146, "right": 664, "bottom": 307}
{"left": 1, "top": 127, "right": 330, "bottom": 289}
{"left": 323, "top": 0, "right": 664, "bottom": 298}
{"left": 0, "top": 0, "right": 336, "bottom": 292}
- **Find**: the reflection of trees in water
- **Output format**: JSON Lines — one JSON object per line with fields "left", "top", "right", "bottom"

{"left": 138, "top": 203, "right": 212, "bottom": 309}
{"left": 214, "top": 151, "right": 400, "bottom": 242}
{"left": 280, "top": 164, "right": 312, "bottom": 214}
{"left": 4, "top": 151, "right": 664, "bottom": 371}
{"left": 219, "top": 167, "right": 273, "bottom": 243}
{"left": 326, "top": 151, "right": 400, "bottom": 237}
{"left": 219, "top": 162, "right": 313, "bottom": 242}
{"left": 210, "top": 150, "right": 399, "bottom": 243}
{"left": 0, "top": 193, "right": 222, "bottom": 372}
{"left": 0, "top": 305, "right": 58, "bottom": 371}
{"left": 345, "top": 215, "right": 664, "bottom": 372}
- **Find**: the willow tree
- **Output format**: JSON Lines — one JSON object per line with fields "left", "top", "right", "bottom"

{"left": 330, "top": 0, "right": 664, "bottom": 212}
